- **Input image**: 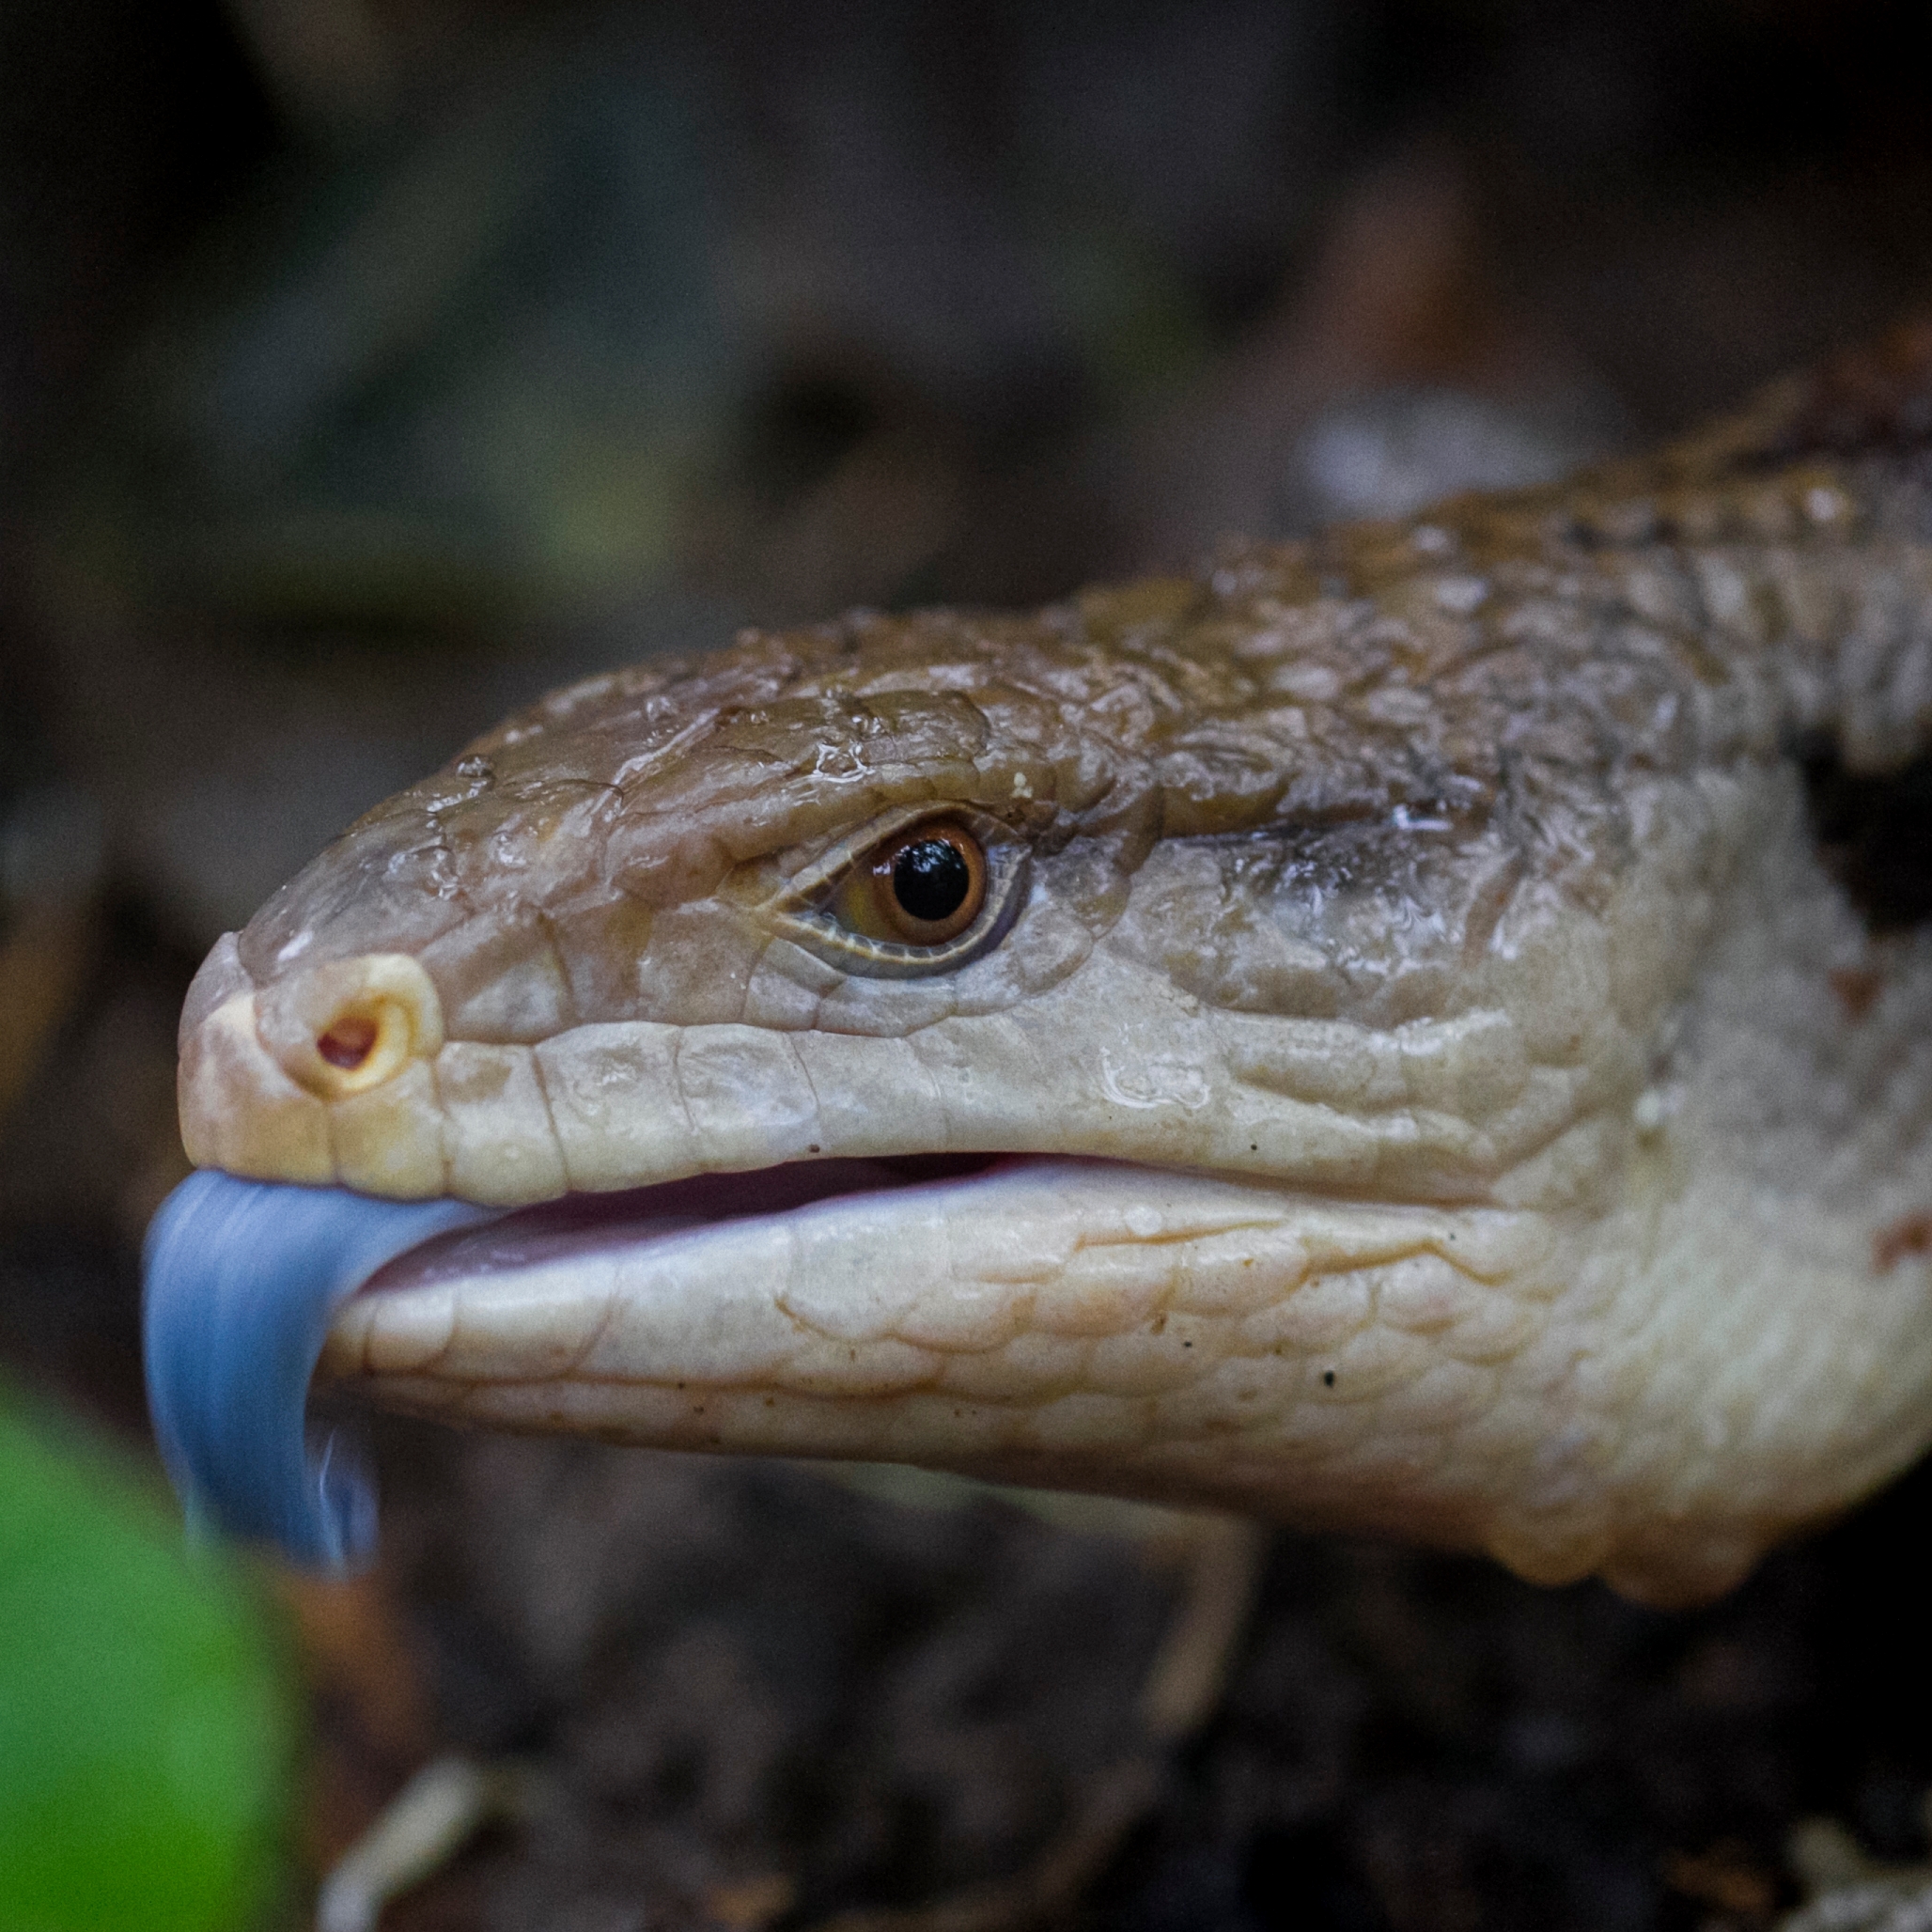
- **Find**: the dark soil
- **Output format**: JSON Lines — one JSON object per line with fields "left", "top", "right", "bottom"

{"left": 334, "top": 1420, "right": 1932, "bottom": 1932}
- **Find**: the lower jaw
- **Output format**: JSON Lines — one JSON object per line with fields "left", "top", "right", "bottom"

{"left": 319, "top": 1154, "right": 1500, "bottom": 1532}
{"left": 151, "top": 1151, "right": 1546, "bottom": 1573}
{"left": 150, "top": 1145, "right": 1866, "bottom": 1608}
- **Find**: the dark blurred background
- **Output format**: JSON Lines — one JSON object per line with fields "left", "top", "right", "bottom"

{"left": 7, "top": 3, "right": 1932, "bottom": 1927}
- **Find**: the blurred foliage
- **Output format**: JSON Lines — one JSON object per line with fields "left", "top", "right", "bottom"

{"left": 84, "top": 36, "right": 731, "bottom": 631}
{"left": 0, "top": 1389, "right": 293, "bottom": 1931}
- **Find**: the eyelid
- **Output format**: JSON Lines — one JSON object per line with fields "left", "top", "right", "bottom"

{"left": 767, "top": 805, "right": 1032, "bottom": 978}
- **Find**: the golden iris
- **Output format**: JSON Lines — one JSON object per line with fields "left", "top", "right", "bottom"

{"left": 835, "top": 821, "right": 988, "bottom": 944}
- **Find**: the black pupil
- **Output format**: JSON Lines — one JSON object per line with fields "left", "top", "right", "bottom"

{"left": 892, "top": 838, "right": 971, "bottom": 924}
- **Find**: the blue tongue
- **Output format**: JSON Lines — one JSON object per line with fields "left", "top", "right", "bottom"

{"left": 143, "top": 1170, "right": 496, "bottom": 1569}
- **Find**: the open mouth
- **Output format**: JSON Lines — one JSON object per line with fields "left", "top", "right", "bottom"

{"left": 359, "top": 1154, "right": 1009, "bottom": 1298}
{"left": 148, "top": 1140, "right": 1378, "bottom": 1572}
{"left": 143, "top": 1151, "right": 1052, "bottom": 1570}
{"left": 146, "top": 1145, "right": 1509, "bottom": 1574}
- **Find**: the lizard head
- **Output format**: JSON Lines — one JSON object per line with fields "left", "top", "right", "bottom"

{"left": 150, "top": 387, "right": 1932, "bottom": 1607}
{"left": 179, "top": 580, "right": 1533, "bottom": 1203}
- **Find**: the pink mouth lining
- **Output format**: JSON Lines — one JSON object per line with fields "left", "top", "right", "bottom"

{"left": 360, "top": 1153, "right": 1013, "bottom": 1295}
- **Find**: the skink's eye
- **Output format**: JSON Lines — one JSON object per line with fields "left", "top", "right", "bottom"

{"left": 836, "top": 822, "right": 987, "bottom": 944}
{"left": 771, "top": 810, "right": 1031, "bottom": 978}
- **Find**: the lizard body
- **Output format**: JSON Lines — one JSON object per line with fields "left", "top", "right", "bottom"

{"left": 156, "top": 322, "right": 1932, "bottom": 1605}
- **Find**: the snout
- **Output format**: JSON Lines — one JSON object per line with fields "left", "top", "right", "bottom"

{"left": 179, "top": 954, "right": 450, "bottom": 1195}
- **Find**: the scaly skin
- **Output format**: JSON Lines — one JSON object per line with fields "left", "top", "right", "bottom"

{"left": 176, "top": 323, "right": 1932, "bottom": 1605}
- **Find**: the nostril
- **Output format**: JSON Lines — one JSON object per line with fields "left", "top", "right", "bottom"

{"left": 317, "top": 1015, "right": 380, "bottom": 1070}
{"left": 308, "top": 996, "right": 410, "bottom": 1092}
{"left": 254, "top": 954, "right": 445, "bottom": 1099}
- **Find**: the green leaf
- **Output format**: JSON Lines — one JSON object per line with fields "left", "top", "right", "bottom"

{"left": 0, "top": 1392, "right": 293, "bottom": 1931}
